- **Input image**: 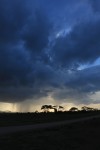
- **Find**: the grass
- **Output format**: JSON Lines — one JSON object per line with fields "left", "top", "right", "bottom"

{"left": 0, "top": 115, "right": 100, "bottom": 150}
{"left": 0, "top": 111, "right": 100, "bottom": 127}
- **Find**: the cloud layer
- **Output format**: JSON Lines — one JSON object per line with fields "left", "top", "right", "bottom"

{"left": 0, "top": 0, "right": 100, "bottom": 104}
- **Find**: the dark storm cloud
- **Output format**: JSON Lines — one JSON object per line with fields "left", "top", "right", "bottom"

{"left": 22, "top": 10, "right": 51, "bottom": 54}
{"left": 90, "top": 0, "right": 100, "bottom": 12}
{"left": 52, "top": 65, "right": 100, "bottom": 103}
{"left": 66, "top": 66, "right": 100, "bottom": 93}
{"left": 0, "top": 0, "right": 100, "bottom": 104}
{"left": 51, "top": 19, "right": 100, "bottom": 69}
{"left": 0, "top": 0, "right": 29, "bottom": 44}
{"left": 0, "top": 0, "right": 52, "bottom": 102}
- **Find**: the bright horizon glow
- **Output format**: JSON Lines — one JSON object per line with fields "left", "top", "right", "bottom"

{"left": 1, "top": 91, "right": 100, "bottom": 112}
{"left": 0, "top": 101, "right": 100, "bottom": 112}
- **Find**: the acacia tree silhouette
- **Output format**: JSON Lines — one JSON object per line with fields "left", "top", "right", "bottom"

{"left": 41, "top": 105, "right": 64, "bottom": 113}
{"left": 41, "top": 105, "right": 53, "bottom": 112}
{"left": 58, "top": 106, "right": 64, "bottom": 111}
{"left": 69, "top": 107, "right": 78, "bottom": 112}
{"left": 81, "top": 106, "right": 97, "bottom": 111}
{"left": 52, "top": 105, "right": 58, "bottom": 112}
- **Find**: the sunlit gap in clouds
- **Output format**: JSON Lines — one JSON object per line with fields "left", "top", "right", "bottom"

{"left": 78, "top": 57, "right": 100, "bottom": 70}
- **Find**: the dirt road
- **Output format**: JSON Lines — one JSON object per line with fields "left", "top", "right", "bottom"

{"left": 0, "top": 114, "right": 100, "bottom": 136}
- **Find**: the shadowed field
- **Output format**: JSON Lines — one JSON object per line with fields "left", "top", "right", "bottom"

{"left": 0, "top": 116, "right": 100, "bottom": 150}
{"left": 0, "top": 111, "right": 100, "bottom": 126}
{"left": 0, "top": 112, "right": 100, "bottom": 150}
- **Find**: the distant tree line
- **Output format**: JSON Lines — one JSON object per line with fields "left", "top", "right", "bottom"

{"left": 41, "top": 105, "right": 64, "bottom": 113}
{"left": 69, "top": 106, "right": 98, "bottom": 112}
{"left": 41, "top": 105, "right": 98, "bottom": 113}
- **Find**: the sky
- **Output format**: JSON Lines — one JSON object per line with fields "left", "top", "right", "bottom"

{"left": 0, "top": 0, "right": 100, "bottom": 112}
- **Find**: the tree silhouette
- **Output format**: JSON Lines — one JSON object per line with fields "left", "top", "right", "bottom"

{"left": 41, "top": 105, "right": 64, "bottom": 113}
{"left": 41, "top": 105, "right": 53, "bottom": 113}
{"left": 81, "top": 106, "right": 97, "bottom": 111}
{"left": 58, "top": 106, "right": 64, "bottom": 112}
{"left": 52, "top": 105, "right": 58, "bottom": 113}
{"left": 69, "top": 107, "right": 78, "bottom": 112}
{"left": 35, "top": 110, "right": 38, "bottom": 113}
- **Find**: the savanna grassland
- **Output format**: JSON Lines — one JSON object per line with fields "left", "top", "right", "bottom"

{"left": 0, "top": 111, "right": 99, "bottom": 126}
{"left": 0, "top": 112, "right": 100, "bottom": 150}
{"left": 0, "top": 113, "right": 100, "bottom": 150}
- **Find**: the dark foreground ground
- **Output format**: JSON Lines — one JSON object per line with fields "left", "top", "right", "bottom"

{"left": 0, "top": 112, "right": 100, "bottom": 150}
{"left": 0, "top": 111, "right": 100, "bottom": 126}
